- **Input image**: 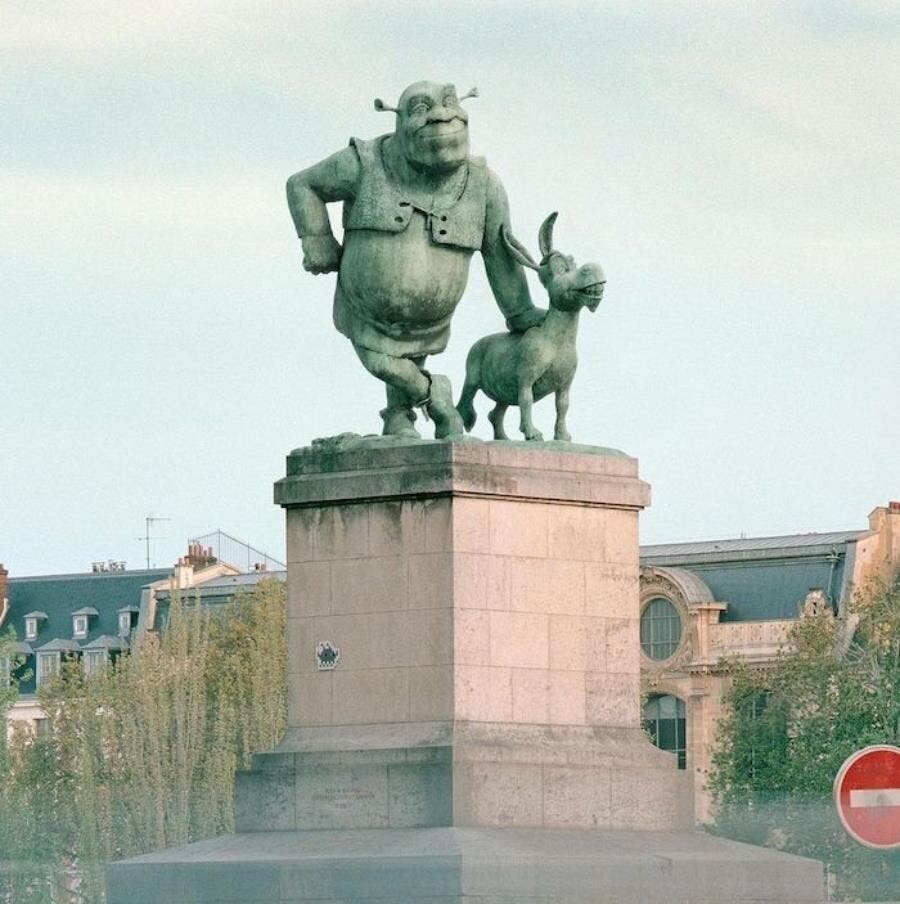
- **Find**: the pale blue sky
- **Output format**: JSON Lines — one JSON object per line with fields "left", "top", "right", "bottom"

{"left": 2, "top": 1, "right": 897, "bottom": 575}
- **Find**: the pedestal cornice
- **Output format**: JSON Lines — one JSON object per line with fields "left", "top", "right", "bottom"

{"left": 275, "top": 438, "right": 650, "bottom": 510}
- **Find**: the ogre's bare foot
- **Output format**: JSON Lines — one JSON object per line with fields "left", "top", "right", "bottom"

{"left": 426, "top": 375, "right": 465, "bottom": 438}
{"left": 380, "top": 406, "right": 420, "bottom": 438}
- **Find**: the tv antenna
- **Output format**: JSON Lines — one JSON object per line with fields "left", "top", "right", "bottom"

{"left": 138, "top": 514, "right": 171, "bottom": 569}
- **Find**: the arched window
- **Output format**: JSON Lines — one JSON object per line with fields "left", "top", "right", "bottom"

{"left": 640, "top": 597, "right": 682, "bottom": 660}
{"left": 643, "top": 693, "right": 687, "bottom": 769}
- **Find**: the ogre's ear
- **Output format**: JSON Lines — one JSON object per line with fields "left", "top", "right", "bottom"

{"left": 501, "top": 225, "right": 539, "bottom": 271}
{"left": 374, "top": 98, "right": 398, "bottom": 113}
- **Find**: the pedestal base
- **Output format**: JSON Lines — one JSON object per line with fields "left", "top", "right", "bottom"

{"left": 106, "top": 826, "right": 824, "bottom": 903}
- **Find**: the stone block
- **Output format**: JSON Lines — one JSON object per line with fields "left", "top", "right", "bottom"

{"left": 367, "top": 500, "right": 426, "bottom": 557}
{"left": 586, "top": 672, "right": 641, "bottom": 726}
{"left": 604, "top": 617, "right": 640, "bottom": 675}
{"left": 107, "top": 826, "right": 824, "bottom": 903}
{"left": 584, "top": 562, "right": 639, "bottom": 619}
{"left": 455, "top": 665, "right": 512, "bottom": 722}
{"left": 542, "top": 765, "right": 611, "bottom": 828}
{"left": 451, "top": 497, "right": 490, "bottom": 552}
{"left": 332, "top": 668, "right": 410, "bottom": 724}
{"left": 331, "top": 556, "right": 408, "bottom": 613}
{"left": 234, "top": 754, "right": 296, "bottom": 832}
{"left": 488, "top": 610, "right": 548, "bottom": 668}
{"left": 548, "top": 504, "right": 614, "bottom": 562}
{"left": 548, "top": 614, "right": 607, "bottom": 672}
{"left": 507, "top": 557, "right": 585, "bottom": 615}
{"left": 286, "top": 504, "right": 369, "bottom": 563}
{"left": 295, "top": 763, "right": 390, "bottom": 829}
{"left": 408, "top": 552, "right": 453, "bottom": 607}
{"left": 286, "top": 560, "right": 332, "bottom": 616}
{"left": 454, "top": 608, "right": 491, "bottom": 666}
{"left": 604, "top": 508, "right": 639, "bottom": 565}
{"left": 454, "top": 553, "right": 509, "bottom": 611}
{"left": 408, "top": 665, "right": 454, "bottom": 721}
{"left": 387, "top": 763, "right": 453, "bottom": 826}
{"left": 488, "top": 499, "right": 548, "bottom": 557}
{"left": 423, "top": 498, "right": 453, "bottom": 552}
{"left": 511, "top": 668, "right": 586, "bottom": 725}
{"left": 289, "top": 672, "right": 333, "bottom": 726}
{"left": 454, "top": 761, "right": 544, "bottom": 826}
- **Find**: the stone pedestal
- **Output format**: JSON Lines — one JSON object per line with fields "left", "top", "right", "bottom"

{"left": 107, "top": 439, "right": 824, "bottom": 903}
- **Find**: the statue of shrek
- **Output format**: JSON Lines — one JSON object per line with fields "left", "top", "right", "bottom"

{"left": 286, "top": 80, "right": 544, "bottom": 438}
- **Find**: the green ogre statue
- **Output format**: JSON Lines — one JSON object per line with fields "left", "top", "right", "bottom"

{"left": 286, "top": 81, "right": 544, "bottom": 439}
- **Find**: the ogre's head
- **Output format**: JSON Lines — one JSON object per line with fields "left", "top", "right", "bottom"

{"left": 376, "top": 81, "right": 476, "bottom": 175}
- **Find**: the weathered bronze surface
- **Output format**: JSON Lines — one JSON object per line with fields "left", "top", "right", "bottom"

{"left": 286, "top": 80, "right": 543, "bottom": 439}
{"left": 457, "top": 213, "right": 605, "bottom": 441}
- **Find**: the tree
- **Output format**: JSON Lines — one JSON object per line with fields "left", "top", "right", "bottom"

{"left": 0, "top": 579, "right": 287, "bottom": 904}
{"left": 709, "top": 576, "right": 900, "bottom": 900}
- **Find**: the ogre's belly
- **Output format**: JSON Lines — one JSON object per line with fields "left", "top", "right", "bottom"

{"left": 339, "top": 223, "right": 473, "bottom": 327}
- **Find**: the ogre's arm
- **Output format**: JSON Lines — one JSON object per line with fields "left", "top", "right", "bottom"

{"left": 286, "top": 146, "right": 361, "bottom": 274}
{"left": 482, "top": 170, "right": 545, "bottom": 332}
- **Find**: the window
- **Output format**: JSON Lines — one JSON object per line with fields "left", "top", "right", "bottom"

{"left": 640, "top": 597, "right": 682, "bottom": 660}
{"left": 73, "top": 614, "right": 89, "bottom": 638}
{"left": 643, "top": 693, "right": 687, "bottom": 769}
{"left": 83, "top": 650, "right": 107, "bottom": 677}
{"left": 25, "top": 617, "right": 38, "bottom": 640}
{"left": 36, "top": 652, "right": 60, "bottom": 688}
{"left": 118, "top": 611, "right": 132, "bottom": 637}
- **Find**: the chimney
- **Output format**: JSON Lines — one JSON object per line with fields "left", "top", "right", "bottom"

{"left": 184, "top": 543, "right": 217, "bottom": 570}
{"left": 173, "top": 556, "right": 193, "bottom": 589}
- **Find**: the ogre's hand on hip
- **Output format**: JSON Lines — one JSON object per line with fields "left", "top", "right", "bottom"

{"left": 302, "top": 234, "right": 342, "bottom": 274}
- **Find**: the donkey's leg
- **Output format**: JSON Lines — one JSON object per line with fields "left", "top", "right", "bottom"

{"left": 554, "top": 385, "right": 571, "bottom": 442}
{"left": 488, "top": 403, "right": 509, "bottom": 440}
{"left": 517, "top": 383, "right": 543, "bottom": 441}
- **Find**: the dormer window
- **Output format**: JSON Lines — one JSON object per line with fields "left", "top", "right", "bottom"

{"left": 24, "top": 611, "right": 48, "bottom": 641}
{"left": 36, "top": 651, "right": 60, "bottom": 687}
{"left": 71, "top": 607, "right": 99, "bottom": 640}
{"left": 117, "top": 606, "right": 139, "bottom": 637}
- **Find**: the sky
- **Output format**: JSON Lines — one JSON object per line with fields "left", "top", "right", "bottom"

{"left": 1, "top": 1, "right": 898, "bottom": 576}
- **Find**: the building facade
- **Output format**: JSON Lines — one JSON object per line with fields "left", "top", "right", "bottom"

{"left": 0, "top": 545, "right": 244, "bottom": 734}
{"left": 638, "top": 501, "right": 900, "bottom": 822}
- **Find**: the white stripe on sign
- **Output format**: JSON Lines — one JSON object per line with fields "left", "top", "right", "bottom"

{"left": 849, "top": 788, "right": 900, "bottom": 808}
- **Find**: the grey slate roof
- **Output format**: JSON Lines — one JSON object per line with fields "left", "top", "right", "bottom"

{"left": 646, "top": 566, "right": 715, "bottom": 605}
{"left": 640, "top": 529, "right": 867, "bottom": 623}
{"left": 154, "top": 570, "right": 286, "bottom": 604}
{"left": 82, "top": 634, "right": 130, "bottom": 652}
{"left": 641, "top": 529, "right": 867, "bottom": 562}
{"left": 34, "top": 638, "right": 82, "bottom": 653}
{"left": 7, "top": 567, "right": 172, "bottom": 694}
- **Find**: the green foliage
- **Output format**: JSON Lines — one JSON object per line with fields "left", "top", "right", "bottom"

{"left": 709, "top": 577, "right": 900, "bottom": 900}
{"left": 0, "top": 579, "right": 287, "bottom": 904}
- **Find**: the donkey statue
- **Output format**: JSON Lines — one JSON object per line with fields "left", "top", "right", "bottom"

{"left": 456, "top": 212, "right": 605, "bottom": 442}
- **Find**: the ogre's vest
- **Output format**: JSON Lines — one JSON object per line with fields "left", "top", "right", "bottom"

{"left": 343, "top": 135, "right": 487, "bottom": 252}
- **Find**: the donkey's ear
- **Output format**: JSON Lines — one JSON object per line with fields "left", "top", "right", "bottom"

{"left": 501, "top": 225, "right": 539, "bottom": 271}
{"left": 538, "top": 211, "right": 558, "bottom": 259}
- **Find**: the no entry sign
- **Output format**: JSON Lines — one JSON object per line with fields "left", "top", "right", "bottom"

{"left": 834, "top": 745, "right": 900, "bottom": 849}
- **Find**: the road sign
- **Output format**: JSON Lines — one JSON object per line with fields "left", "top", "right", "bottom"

{"left": 834, "top": 745, "right": 900, "bottom": 850}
